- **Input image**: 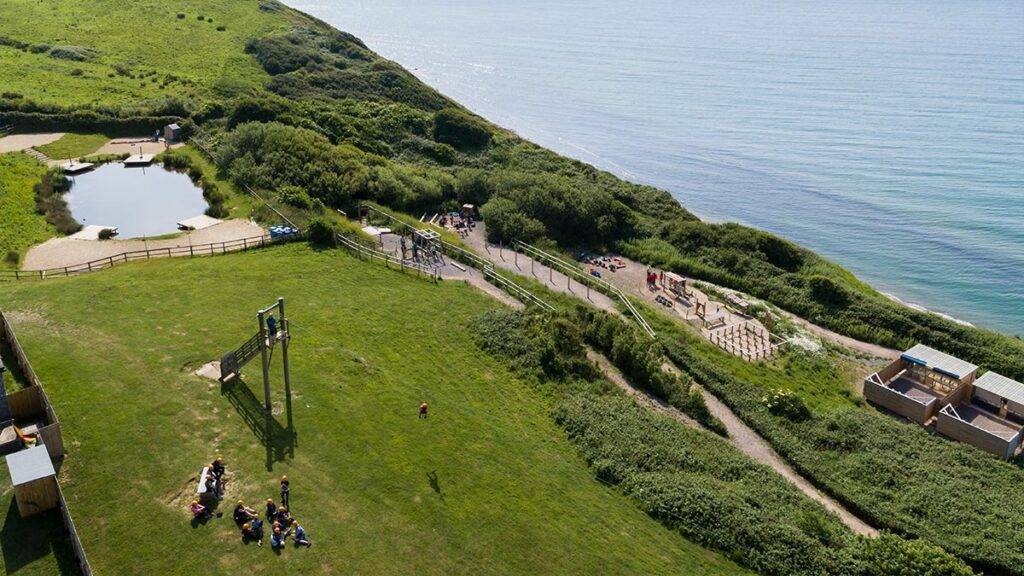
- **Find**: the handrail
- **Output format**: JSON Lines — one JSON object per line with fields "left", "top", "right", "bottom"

{"left": 0, "top": 233, "right": 295, "bottom": 281}
{"left": 358, "top": 204, "right": 554, "bottom": 310}
{"left": 335, "top": 232, "right": 439, "bottom": 282}
{"left": 513, "top": 241, "right": 656, "bottom": 338}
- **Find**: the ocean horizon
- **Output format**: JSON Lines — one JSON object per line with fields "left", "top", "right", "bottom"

{"left": 289, "top": 0, "right": 1024, "bottom": 335}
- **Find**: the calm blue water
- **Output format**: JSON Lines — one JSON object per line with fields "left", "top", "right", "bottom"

{"left": 289, "top": 0, "right": 1024, "bottom": 333}
{"left": 67, "top": 164, "right": 208, "bottom": 238}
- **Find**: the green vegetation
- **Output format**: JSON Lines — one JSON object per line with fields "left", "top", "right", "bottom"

{"left": 0, "top": 244, "right": 750, "bottom": 575}
{"left": 34, "top": 133, "right": 108, "bottom": 159}
{"left": 0, "top": 154, "right": 52, "bottom": 268}
{"left": 0, "top": 0, "right": 287, "bottom": 108}
{"left": 657, "top": 322, "right": 1024, "bottom": 576}
{"left": 473, "top": 307, "right": 973, "bottom": 576}
{"left": 32, "top": 169, "right": 79, "bottom": 235}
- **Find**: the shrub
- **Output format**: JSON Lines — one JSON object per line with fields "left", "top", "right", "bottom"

{"left": 5, "top": 250, "right": 19, "bottom": 265}
{"left": 97, "top": 228, "right": 115, "bottom": 240}
{"left": 432, "top": 108, "right": 491, "bottom": 150}
{"left": 216, "top": 25, "right": 226, "bottom": 32}
{"left": 33, "top": 170, "right": 80, "bottom": 235}
{"left": 857, "top": 534, "right": 973, "bottom": 576}
{"left": 763, "top": 389, "right": 811, "bottom": 422}
{"left": 2, "top": 92, "right": 23, "bottom": 99}
{"left": 306, "top": 217, "right": 338, "bottom": 247}
{"left": 47, "top": 45, "right": 96, "bottom": 61}
{"left": 278, "top": 185, "right": 313, "bottom": 209}
{"left": 176, "top": 13, "right": 185, "bottom": 19}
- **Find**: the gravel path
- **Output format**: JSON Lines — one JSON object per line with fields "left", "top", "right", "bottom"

{"left": 695, "top": 381, "right": 878, "bottom": 536}
{"left": 23, "top": 219, "right": 266, "bottom": 270}
{"left": 588, "top": 349, "right": 702, "bottom": 430}
{"left": 463, "top": 227, "right": 621, "bottom": 314}
{"left": 0, "top": 133, "right": 65, "bottom": 153}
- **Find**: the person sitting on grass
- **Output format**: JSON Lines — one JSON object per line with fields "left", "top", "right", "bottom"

{"left": 270, "top": 525, "right": 287, "bottom": 549}
{"left": 189, "top": 500, "right": 211, "bottom": 520}
{"left": 211, "top": 456, "right": 226, "bottom": 479}
{"left": 276, "top": 505, "right": 291, "bottom": 526}
{"left": 233, "top": 500, "right": 258, "bottom": 524}
{"left": 242, "top": 519, "right": 264, "bottom": 547}
{"left": 291, "top": 519, "right": 312, "bottom": 547}
{"left": 265, "top": 498, "right": 276, "bottom": 521}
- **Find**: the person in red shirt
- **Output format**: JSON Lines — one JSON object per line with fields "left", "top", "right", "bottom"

{"left": 419, "top": 401, "right": 429, "bottom": 419}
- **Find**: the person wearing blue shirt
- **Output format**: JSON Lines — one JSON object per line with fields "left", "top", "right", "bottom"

{"left": 291, "top": 520, "right": 312, "bottom": 547}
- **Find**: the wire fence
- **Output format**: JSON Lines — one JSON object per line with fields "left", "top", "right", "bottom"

{"left": 0, "top": 234, "right": 297, "bottom": 281}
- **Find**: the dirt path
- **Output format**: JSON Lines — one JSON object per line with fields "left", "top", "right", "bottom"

{"left": 782, "top": 313, "right": 899, "bottom": 359}
{"left": 463, "top": 227, "right": 621, "bottom": 314}
{"left": 694, "top": 381, "right": 877, "bottom": 536}
{"left": 0, "top": 133, "right": 65, "bottom": 154}
{"left": 23, "top": 219, "right": 266, "bottom": 270}
{"left": 587, "top": 349, "right": 703, "bottom": 430}
{"left": 459, "top": 230, "right": 878, "bottom": 536}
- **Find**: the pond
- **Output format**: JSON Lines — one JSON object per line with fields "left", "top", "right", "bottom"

{"left": 66, "top": 163, "right": 209, "bottom": 238}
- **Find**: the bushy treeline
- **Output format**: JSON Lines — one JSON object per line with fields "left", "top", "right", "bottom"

{"left": 472, "top": 308, "right": 973, "bottom": 576}
{"left": 572, "top": 306, "right": 724, "bottom": 434}
{"left": 33, "top": 169, "right": 79, "bottom": 235}
{"left": 0, "top": 94, "right": 186, "bottom": 136}
{"left": 659, "top": 331, "right": 1024, "bottom": 576}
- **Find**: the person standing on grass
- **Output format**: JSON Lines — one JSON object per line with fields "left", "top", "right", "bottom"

{"left": 280, "top": 475, "right": 290, "bottom": 509}
{"left": 266, "top": 498, "right": 276, "bottom": 521}
{"left": 291, "top": 519, "right": 312, "bottom": 547}
{"left": 419, "top": 401, "right": 429, "bottom": 419}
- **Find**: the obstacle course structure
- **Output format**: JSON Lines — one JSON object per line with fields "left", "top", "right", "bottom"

{"left": 220, "top": 298, "right": 292, "bottom": 414}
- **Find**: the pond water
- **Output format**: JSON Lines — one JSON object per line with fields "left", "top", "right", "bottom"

{"left": 66, "top": 163, "right": 209, "bottom": 238}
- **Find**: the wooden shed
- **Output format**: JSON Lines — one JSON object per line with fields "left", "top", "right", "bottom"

{"left": 164, "top": 123, "right": 181, "bottom": 143}
{"left": 6, "top": 444, "right": 59, "bottom": 517}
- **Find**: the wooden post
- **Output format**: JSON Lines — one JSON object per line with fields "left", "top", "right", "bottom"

{"left": 258, "top": 310, "right": 271, "bottom": 414}
{"left": 279, "top": 298, "right": 292, "bottom": 404}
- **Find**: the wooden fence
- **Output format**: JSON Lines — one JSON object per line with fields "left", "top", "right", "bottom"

{"left": 335, "top": 232, "right": 440, "bottom": 281}
{"left": 1, "top": 310, "right": 91, "bottom": 575}
{"left": 0, "top": 233, "right": 297, "bottom": 282}
{"left": 358, "top": 204, "right": 554, "bottom": 310}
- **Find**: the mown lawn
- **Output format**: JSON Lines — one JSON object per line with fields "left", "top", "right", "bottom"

{"left": 0, "top": 244, "right": 750, "bottom": 576}
{"left": 0, "top": 0, "right": 288, "bottom": 107}
{"left": 35, "top": 134, "right": 109, "bottom": 160}
{"left": 0, "top": 153, "right": 52, "bottom": 269}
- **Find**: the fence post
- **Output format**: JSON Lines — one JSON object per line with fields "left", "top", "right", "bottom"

{"left": 108, "top": 256, "right": 114, "bottom": 268}
{"left": 87, "top": 261, "right": 92, "bottom": 272}
{"left": 190, "top": 244, "right": 194, "bottom": 257}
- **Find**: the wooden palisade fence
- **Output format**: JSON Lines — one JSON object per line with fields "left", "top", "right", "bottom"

{"left": 1, "top": 311, "right": 92, "bottom": 575}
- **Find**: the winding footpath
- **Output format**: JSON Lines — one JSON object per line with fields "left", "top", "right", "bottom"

{"left": 461, "top": 226, "right": 878, "bottom": 537}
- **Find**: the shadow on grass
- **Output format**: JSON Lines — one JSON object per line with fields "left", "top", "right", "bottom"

{"left": 220, "top": 377, "right": 296, "bottom": 471}
{"left": 0, "top": 499, "right": 82, "bottom": 575}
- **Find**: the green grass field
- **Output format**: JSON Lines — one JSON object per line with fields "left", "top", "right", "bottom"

{"left": 0, "top": 244, "right": 750, "bottom": 575}
{"left": 0, "top": 153, "right": 53, "bottom": 269}
{"left": 0, "top": 0, "right": 288, "bottom": 107}
{"left": 34, "top": 134, "right": 108, "bottom": 160}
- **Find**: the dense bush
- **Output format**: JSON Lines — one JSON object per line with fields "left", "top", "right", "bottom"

{"left": 33, "top": 170, "right": 80, "bottom": 235}
{"left": 857, "top": 534, "right": 973, "bottom": 576}
{"left": 305, "top": 217, "right": 338, "bottom": 247}
{"left": 432, "top": 108, "right": 491, "bottom": 150}
{"left": 47, "top": 45, "right": 96, "bottom": 61}
{"left": 5, "top": 251, "right": 19, "bottom": 265}
{"left": 573, "top": 306, "right": 724, "bottom": 433}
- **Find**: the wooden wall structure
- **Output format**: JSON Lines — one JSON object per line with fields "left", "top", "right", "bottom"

{"left": 0, "top": 309, "right": 91, "bottom": 574}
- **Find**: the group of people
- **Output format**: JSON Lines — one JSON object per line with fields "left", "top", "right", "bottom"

{"left": 189, "top": 457, "right": 312, "bottom": 551}
{"left": 189, "top": 456, "right": 227, "bottom": 519}
{"left": 585, "top": 254, "right": 626, "bottom": 272}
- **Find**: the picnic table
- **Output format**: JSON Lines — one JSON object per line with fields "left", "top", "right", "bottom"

{"left": 197, "top": 466, "right": 214, "bottom": 503}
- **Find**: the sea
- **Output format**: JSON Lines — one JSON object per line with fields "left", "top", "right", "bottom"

{"left": 287, "top": 0, "right": 1024, "bottom": 334}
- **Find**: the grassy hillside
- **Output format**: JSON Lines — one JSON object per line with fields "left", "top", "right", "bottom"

{"left": 0, "top": 0, "right": 285, "bottom": 107}
{"left": 0, "top": 153, "right": 53, "bottom": 268}
{"left": 34, "top": 133, "right": 108, "bottom": 160}
{"left": 0, "top": 244, "right": 750, "bottom": 576}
